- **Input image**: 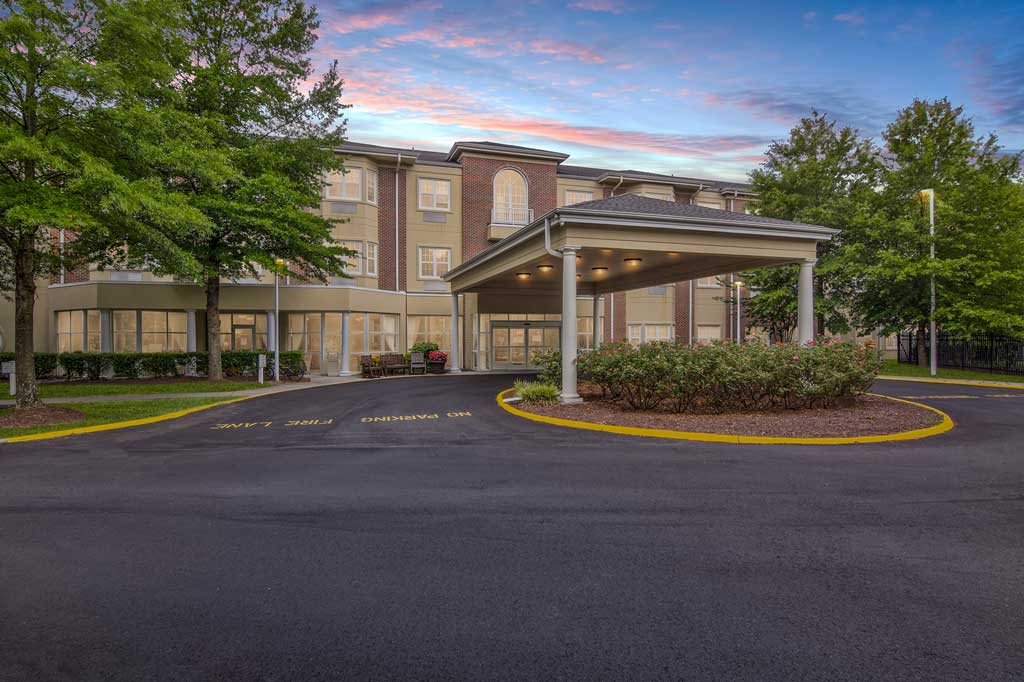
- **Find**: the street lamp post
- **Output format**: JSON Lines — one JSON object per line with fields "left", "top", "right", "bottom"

{"left": 735, "top": 280, "right": 744, "bottom": 343}
{"left": 921, "top": 189, "right": 937, "bottom": 377}
{"left": 274, "top": 258, "right": 284, "bottom": 381}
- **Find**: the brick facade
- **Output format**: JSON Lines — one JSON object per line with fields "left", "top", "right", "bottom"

{"left": 603, "top": 291, "right": 627, "bottom": 342}
{"left": 377, "top": 167, "right": 407, "bottom": 291}
{"left": 673, "top": 281, "right": 692, "bottom": 344}
{"left": 461, "top": 156, "right": 557, "bottom": 259}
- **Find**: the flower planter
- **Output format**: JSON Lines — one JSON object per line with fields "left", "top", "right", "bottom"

{"left": 427, "top": 361, "right": 447, "bottom": 374}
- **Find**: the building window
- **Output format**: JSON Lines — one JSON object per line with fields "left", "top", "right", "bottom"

{"left": 697, "top": 325, "right": 721, "bottom": 342}
{"left": 418, "top": 177, "right": 450, "bottom": 211}
{"left": 141, "top": 311, "right": 187, "bottom": 352}
{"left": 493, "top": 169, "right": 528, "bottom": 224}
{"left": 326, "top": 168, "right": 362, "bottom": 201}
{"left": 647, "top": 286, "right": 668, "bottom": 296}
{"left": 287, "top": 313, "right": 323, "bottom": 372}
{"left": 56, "top": 310, "right": 101, "bottom": 352}
{"left": 366, "top": 169, "right": 377, "bottom": 204}
{"left": 113, "top": 310, "right": 137, "bottom": 352}
{"left": 628, "top": 323, "right": 673, "bottom": 346}
{"left": 220, "top": 313, "right": 268, "bottom": 351}
{"left": 408, "top": 315, "right": 451, "bottom": 353}
{"left": 365, "top": 241, "right": 378, "bottom": 277}
{"left": 564, "top": 189, "right": 593, "bottom": 205}
{"left": 577, "top": 315, "right": 603, "bottom": 350}
{"left": 341, "top": 240, "right": 363, "bottom": 275}
{"left": 697, "top": 276, "right": 720, "bottom": 288}
{"left": 418, "top": 246, "right": 451, "bottom": 279}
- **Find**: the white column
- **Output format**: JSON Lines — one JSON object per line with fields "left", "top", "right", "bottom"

{"left": 340, "top": 311, "right": 351, "bottom": 375}
{"left": 560, "top": 247, "right": 582, "bottom": 404}
{"left": 591, "top": 293, "right": 601, "bottom": 348}
{"left": 797, "top": 259, "right": 816, "bottom": 345}
{"left": 100, "top": 309, "right": 113, "bottom": 353}
{"left": 185, "top": 310, "right": 197, "bottom": 352}
{"left": 449, "top": 293, "right": 461, "bottom": 372}
{"left": 265, "top": 311, "right": 276, "bottom": 354}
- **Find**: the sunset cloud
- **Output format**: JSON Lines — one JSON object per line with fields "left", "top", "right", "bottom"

{"left": 526, "top": 39, "right": 606, "bottom": 63}
{"left": 327, "top": 0, "right": 441, "bottom": 34}
{"left": 833, "top": 9, "right": 865, "bottom": 26}
{"left": 568, "top": 0, "right": 626, "bottom": 13}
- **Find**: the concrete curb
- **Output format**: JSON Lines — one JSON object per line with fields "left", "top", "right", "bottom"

{"left": 877, "top": 375, "right": 1024, "bottom": 389}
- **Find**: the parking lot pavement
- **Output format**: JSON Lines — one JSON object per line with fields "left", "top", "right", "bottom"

{"left": 0, "top": 375, "right": 1022, "bottom": 682}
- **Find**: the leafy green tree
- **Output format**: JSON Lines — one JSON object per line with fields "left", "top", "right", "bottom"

{"left": 0, "top": 0, "right": 205, "bottom": 407}
{"left": 841, "top": 98, "right": 1024, "bottom": 364}
{"left": 149, "top": 0, "right": 353, "bottom": 380}
{"left": 741, "top": 112, "right": 882, "bottom": 340}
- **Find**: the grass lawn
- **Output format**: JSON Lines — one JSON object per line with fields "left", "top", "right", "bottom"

{"left": 880, "top": 360, "right": 1024, "bottom": 384}
{"left": 0, "top": 397, "right": 233, "bottom": 439}
{"left": 38, "top": 380, "right": 263, "bottom": 399}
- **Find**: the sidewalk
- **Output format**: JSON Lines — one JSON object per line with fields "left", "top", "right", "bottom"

{"left": 0, "top": 374, "right": 365, "bottom": 406}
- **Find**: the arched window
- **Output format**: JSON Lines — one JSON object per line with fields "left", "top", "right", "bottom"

{"left": 493, "top": 169, "right": 530, "bottom": 225}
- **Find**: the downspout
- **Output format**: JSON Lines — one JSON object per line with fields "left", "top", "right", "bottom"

{"left": 688, "top": 280, "right": 693, "bottom": 345}
{"left": 689, "top": 184, "right": 705, "bottom": 205}
{"left": 543, "top": 216, "right": 560, "bottom": 258}
{"left": 394, "top": 152, "right": 401, "bottom": 290}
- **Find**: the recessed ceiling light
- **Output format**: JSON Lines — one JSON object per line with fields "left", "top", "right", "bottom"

{"left": 515, "top": 272, "right": 531, "bottom": 280}
{"left": 591, "top": 266, "right": 608, "bottom": 274}
{"left": 537, "top": 264, "right": 554, "bottom": 272}
{"left": 623, "top": 257, "right": 643, "bottom": 266}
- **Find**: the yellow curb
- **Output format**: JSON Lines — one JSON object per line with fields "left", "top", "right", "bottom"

{"left": 877, "top": 375, "right": 1024, "bottom": 390}
{"left": 496, "top": 390, "right": 954, "bottom": 446}
{"left": 1, "top": 396, "right": 255, "bottom": 444}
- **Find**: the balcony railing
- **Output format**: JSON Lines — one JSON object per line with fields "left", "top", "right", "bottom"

{"left": 491, "top": 206, "right": 534, "bottom": 226}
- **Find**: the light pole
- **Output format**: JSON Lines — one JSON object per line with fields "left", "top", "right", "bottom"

{"left": 274, "top": 258, "right": 284, "bottom": 381}
{"left": 920, "top": 189, "right": 937, "bottom": 377}
{"left": 734, "top": 280, "right": 744, "bottom": 343}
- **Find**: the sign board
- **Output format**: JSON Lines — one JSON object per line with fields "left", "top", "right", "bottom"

{"left": 1, "top": 361, "right": 13, "bottom": 375}
{"left": 257, "top": 354, "right": 266, "bottom": 384}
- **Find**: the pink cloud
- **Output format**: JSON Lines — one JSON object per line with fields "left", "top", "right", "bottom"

{"left": 378, "top": 26, "right": 492, "bottom": 50}
{"left": 526, "top": 39, "right": 606, "bottom": 63}
{"left": 327, "top": 0, "right": 441, "bottom": 35}
{"left": 568, "top": 0, "right": 626, "bottom": 13}
{"left": 833, "top": 9, "right": 865, "bottom": 25}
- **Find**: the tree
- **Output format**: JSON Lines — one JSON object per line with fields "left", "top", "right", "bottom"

{"left": 743, "top": 112, "right": 882, "bottom": 340}
{"left": 0, "top": 0, "right": 205, "bottom": 408}
{"left": 841, "top": 98, "right": 1024, "bottom": 364}
{"left": 147, "top": 0, "right": 353, "bottom": 380}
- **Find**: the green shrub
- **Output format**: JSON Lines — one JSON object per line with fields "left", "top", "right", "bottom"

{"left": 83, "top": 353, "right": 111, "bottom": 380}
{"left": 58, "top": 352, "right": 89, "bottom": 381}
{"left": 111, "top": 353, "right": 141, "bottom": 378}
{"left": 531, "top": 349, "right": 562, "bottom": 386}
{"left": 139, "top": 353, "right": 181, "bottom": 378}
{"left": 576, "top": 338, "right": 881, "bottom": 413}
{"left": 410, "top": 341, "right": 439, "bottom": 354}
{"left": 514, "top": 379, "right": 560, "bottom": 403}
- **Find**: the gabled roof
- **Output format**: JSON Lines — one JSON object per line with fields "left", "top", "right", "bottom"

{"left": 447, "top": 141, "right": 570, "bottom": 163}
{"left": 564, "top": 194, "right": 822, "bottom": 230}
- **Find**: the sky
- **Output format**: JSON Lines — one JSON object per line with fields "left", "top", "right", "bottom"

{"left": 309, "top": 0, "right": 1024, "bottom": 181}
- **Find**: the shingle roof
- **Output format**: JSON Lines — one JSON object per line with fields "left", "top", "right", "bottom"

{"left": 447, "top": 141, "right": 570, "bottom": 161}
{"left": 563, "top": 193, "right": 824, "bottom": 230}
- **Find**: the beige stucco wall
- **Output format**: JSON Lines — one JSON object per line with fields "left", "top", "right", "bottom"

{"left": 405, "top": 163, "right": 463, "bottom": 294}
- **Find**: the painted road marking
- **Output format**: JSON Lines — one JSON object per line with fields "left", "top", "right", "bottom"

{"left": 211, "top": 419, "right": 334, "bottom": 430}
{"left": 359, "top": 411, "right": 473, "bottom": 423}
{"left": 899, "top": 394, "right": 1024, "bottom": 400}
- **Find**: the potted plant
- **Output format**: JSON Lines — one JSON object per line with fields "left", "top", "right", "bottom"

{"left": 427, "top": 350, "right": 448, "bottom": 373}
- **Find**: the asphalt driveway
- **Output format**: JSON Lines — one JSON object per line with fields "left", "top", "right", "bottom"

{"left": 0, "top": 374, "right": 1022, "bottom": 681}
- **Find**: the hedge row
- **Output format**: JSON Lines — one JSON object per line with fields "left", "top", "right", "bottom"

{"left": 535, "top": 339, "right": 881, "bottom": 413}
{"left": 0, "top": 350, "right": 304, "bottom": 381}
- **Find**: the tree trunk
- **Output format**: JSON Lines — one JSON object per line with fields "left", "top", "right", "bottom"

{"left": 13, "top": 244, "right": 41, "bottom": 409}
{"left": 916, "top": 322, "right": 928, "bottom": 367}
{"left": 205, "top": 275, "right": 222, "bottom": 381}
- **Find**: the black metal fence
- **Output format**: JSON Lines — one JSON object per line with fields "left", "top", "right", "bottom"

{"left": 898, "top": 333, "right": 1024, "bottom": 376}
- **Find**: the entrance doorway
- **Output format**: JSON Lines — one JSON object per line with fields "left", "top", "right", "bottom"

{"left": 491, "top": 321, "right": 560, "bottom": 370}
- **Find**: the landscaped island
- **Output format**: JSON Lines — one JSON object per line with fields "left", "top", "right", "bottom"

{"left": 511, "top": 341, "right": 945, "bottom": 441}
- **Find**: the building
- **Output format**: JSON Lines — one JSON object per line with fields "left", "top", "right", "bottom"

{"left": 0, "top": 139, "right": 834, "bottom": 384}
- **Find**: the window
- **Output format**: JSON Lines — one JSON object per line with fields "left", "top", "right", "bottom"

{"left": 628, "top": 323, "right": 673, "bottom": 346}
{"left": 287, "top": 313, "right": 323, "bottom": 372}
{"left": 368, "top": 313, "right": 399, "bottom": 355}
{"left": 408, "top": 315, "right": 452, "bottom": 353}
{"left": 696, "top": 200, "right": 722, "bottom": 209}
{"left": 564, "top": 189, "right": 594, "bottom": 205}
{"left": 493, "top": 169, "right": 528, "bottom": 224}
{"left": 365, "top": 241, "right": 378, "bottom": 277}
{"left": 647, "top": 286, "right": 668, "bottom": 296}
{"left": 418, "top": 177, "right": 450, "bottom": 211}
{"left": 56, "top": 310, "right": 100, "bottom": 352}
{"left": 697, "top": 276, "right": 720, "bottom": 288}
{"left": 577, "top": 315, "right": 603, "bottom": 350}
{"left": 366, "top": 169, "right": 377, "bottom": 204}
{"left": 697, "top": 325, "right": 721, "bottom": 342}
{"left": 341, "top": 240, "right": 363, "bottom": 275}
{"left": 141, "top": 311, "right": 187, "bottom": 352}
{"left": 220, "top": 313, "right": 268, "bottom": 351}
{"left": 326, "top": 168, "right": 362, "bottom": 200}
{"left": 418, "top": 246, "right": 451, "bottom": 279}
{"left": 113, "top": 310, "right": 137, "bottom": 352}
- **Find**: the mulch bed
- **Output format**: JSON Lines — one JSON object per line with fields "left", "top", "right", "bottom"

{"left": 0, "top": 406, "right": 86, "bottom": 429}
{"left": 517, "top": 394, "right": 941, "bottom": 438}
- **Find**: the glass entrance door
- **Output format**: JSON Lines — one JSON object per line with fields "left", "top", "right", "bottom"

{"left": 232, "top": 325, "right": 255, "bottom": 351}
{"left": 491, "top": 322, "right": 560, "bottom": 370}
